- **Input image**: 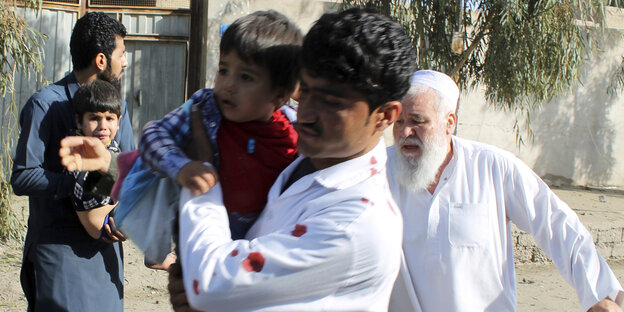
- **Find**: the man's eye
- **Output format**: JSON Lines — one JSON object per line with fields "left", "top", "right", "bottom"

{"left": 320, "top": 97, "right": 341, "bottom": 107}
{"left": 395, "top": 119, "right": 404, "bottom": 125}
{"left": 218, "top": 68, "right": 227, "bottom": 75}
{"left": 241, "top": 74, "right": 253, "bottom": 81}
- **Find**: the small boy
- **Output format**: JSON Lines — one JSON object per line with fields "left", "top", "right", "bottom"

{"left": 71, "top": 79, "right": 123, "bottom": 240}
{"left": 140, "top": 10, "right": 301, "bottom": 240}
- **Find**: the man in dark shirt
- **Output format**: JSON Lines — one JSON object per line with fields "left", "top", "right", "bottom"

{"left": 11, "top": 12, "right": 134, "bottom": 311}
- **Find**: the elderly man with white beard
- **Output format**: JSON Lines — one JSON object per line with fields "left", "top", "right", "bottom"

{"left": 387, "top": 70, "right": 623, "bottom": 312}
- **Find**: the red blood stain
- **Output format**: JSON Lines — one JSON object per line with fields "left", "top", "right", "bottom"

{"left": 361, "top": 198, "right": 369, "bottom": 204}
{"left": 291, "top": 224, "right": 307, "bottom": 237}
{"left": 370, "top": 168, "right": 378, "bottom": 176}
{"left": 387, "top": 200, "right": 397, "bottom": 215}
{"left": 370, "top": 156, "right": 377, "bottom": 165}
{"left": 242, "top": 252, "right": 265, "bottom": 272}
{"left": 193, "top": 279, "right": 200, "bottom": 295}
{"left": 231, "top": 249, "right": 239, "bottom": 257}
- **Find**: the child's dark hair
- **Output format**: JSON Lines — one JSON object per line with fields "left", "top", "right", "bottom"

{"left": 70, "top": 12, "right": 127, "bottom": 71}
{"left": 220, "top": 10, "right": 303, "bottom": 94}
{"left": 302, "top": 7, "right": 417, "bottom": 112}
{"left": 73, "top": 79, "right": 123, "bottom": 120}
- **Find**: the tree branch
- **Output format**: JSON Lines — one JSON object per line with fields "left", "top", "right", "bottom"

{"left": 450, "top": 11, "right": 495, "bottom": 78}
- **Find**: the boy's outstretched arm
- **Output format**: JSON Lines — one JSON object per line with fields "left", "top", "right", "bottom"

{"left": 75, "top": 204, "right": 121, "bottom": 240}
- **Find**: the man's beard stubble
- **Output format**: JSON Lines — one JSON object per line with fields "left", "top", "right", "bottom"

{"left": 98, "top": 63, "right": 122, "bottom": 91}
{"left": 389, "top": 130, "right": 449, "bottom": 192}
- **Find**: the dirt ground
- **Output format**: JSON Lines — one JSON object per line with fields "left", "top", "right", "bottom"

{"left": 1, "top": 188, "right": 623, "bottom": 311}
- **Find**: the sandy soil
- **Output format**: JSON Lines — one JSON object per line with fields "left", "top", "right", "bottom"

{"left": 1, "top": 188, "right": 623, "bottom": 311}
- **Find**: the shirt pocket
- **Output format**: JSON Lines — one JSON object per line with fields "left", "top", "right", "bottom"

{"left": 448, "top": 202, "right": 490, "bottom": 248}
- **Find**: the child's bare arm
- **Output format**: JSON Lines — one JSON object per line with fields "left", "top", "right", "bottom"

{"left": 76, "top": 204, "right": 116, "bottom": 239}
{"left": 177, "top": 161, "right": 219, "bottom": 195}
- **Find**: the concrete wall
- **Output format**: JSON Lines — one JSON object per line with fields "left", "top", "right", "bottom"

{"left": 457, "top": 11, "right": 624, "bottom": 189}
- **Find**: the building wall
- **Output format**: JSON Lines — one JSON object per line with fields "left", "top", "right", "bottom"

{"left": 457, "top": 18, "right": 624, "bottom": 188}
{"left": 2, "top": 4, "right": 192, "bottom": 147}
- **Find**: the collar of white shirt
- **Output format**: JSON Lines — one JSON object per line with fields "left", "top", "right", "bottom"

{"left": 281, "top": 138, "right": 388, "bottom": 195}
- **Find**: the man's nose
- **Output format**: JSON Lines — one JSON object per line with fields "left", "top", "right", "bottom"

{"left": 396, "top": 123, "right": 414, "bottom": 139}
{"left": 296, "top": 94, "right": 316, "bottom": 123}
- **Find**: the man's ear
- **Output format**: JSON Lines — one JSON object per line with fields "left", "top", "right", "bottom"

{"left": 94, "top": 52, "right": 107, "bottom": 72}
{"left": 373, "top": 101, "right": 401, "bottom": 132}
{"left": 446, "top": 112, "right": 457, "bottom": 135}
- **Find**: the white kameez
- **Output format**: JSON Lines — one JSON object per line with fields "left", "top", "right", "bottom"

{"left": 179, "top": 139, "right": 403, "bottom": 311}
{"left": 388, "top": 136, "right": 623, "bottom": 312}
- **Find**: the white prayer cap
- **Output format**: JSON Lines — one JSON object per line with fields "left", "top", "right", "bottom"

{"left": 410, "top": 70, "right": 459, "bottom": 106}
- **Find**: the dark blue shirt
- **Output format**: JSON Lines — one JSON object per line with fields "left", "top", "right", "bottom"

{"left": 11, "top": 72, "right": 135, "bottom": 311}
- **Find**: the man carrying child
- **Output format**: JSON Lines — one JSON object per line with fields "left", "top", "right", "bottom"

{"left": 169, "top": 7, "right": 416, "bottom": 311}
{"left": 60, "top": 7, "right": 416, "bottom": 311}
{"left": 12, "top": 12, "right": 134, "bottom": 311}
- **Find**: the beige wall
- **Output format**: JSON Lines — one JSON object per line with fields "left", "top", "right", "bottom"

{"left": 457, "top": 16, "right": 624, "bottom": 188}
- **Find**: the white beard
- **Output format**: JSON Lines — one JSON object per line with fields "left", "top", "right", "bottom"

{"left": 389, "top": 132, "right": 449, "bottom": 192}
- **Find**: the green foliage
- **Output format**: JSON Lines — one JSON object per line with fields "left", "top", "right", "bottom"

{"left": 0, "top": 0, "right": 46, "bottom": 242}
{"left": 343, "top": 0, "right": 621, "bottom": 144}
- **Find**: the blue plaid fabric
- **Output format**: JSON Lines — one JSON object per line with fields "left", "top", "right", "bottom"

{"left": 139, "top": 88, "right": 221, "bottom": 180}
{"left": 72, "top": 140, "right": 120, "bottom": 211}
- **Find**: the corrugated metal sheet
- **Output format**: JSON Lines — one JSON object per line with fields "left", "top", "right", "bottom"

{"left": 2, "top": 5, "right": 190, "bottom": 147}
{"left": 123, "top": 40, "right": 188, "bottom": 138}
{"left": 1, "top": 7, "right": 77, "bottom": 160}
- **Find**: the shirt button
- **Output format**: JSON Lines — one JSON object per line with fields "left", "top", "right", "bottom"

{"left": 209, "top": 122, "right": 216, "bottom": 127}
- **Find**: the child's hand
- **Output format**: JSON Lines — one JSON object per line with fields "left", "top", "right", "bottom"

{"left": 100, "top": 215, "right": 127, "bottom": 244}
{"left": 177, "top": 161, "right": 219, "bottom": 195}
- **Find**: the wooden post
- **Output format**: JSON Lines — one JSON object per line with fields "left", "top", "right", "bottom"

{"left": 187, "top": 0, "right": 207, "bottom": 98}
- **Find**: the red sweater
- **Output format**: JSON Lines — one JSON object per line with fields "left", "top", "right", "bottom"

{"left": 217, "top": 109, "right": 298, "bottom": 239}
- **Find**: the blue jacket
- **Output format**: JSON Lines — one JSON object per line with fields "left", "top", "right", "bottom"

{"left": 11, "top": 72, "right": 135, "bottom": 311}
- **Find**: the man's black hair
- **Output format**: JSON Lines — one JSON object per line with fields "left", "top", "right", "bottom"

{"left": 70, "top": 12, "right": 127, "bottom": 71}
{"left": 220, "top": 10, "right": 303, "bottom": 94}
{"left": 302, "top": 7, "right": 417, "bottom": 112}
{"left": 73, "top": 79, "right": 123, "bottom": 120}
